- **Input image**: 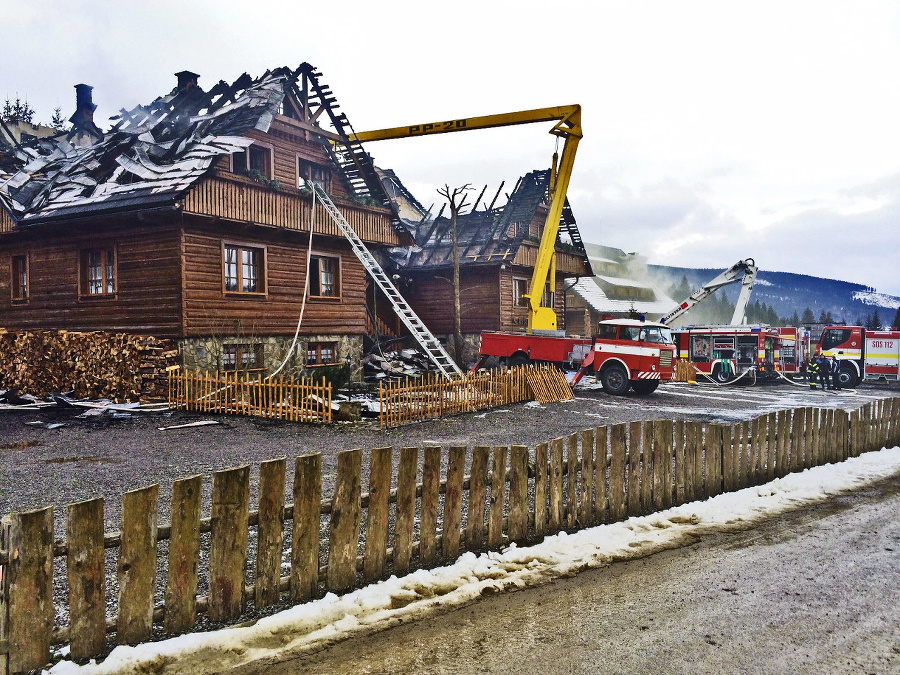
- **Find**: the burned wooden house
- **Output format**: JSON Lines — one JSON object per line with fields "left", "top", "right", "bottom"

{"left": 0, "top": 65, "right": 410, "bottom": 379}
{"left": 384, "top": 170, "right": 592, "bottom": 362}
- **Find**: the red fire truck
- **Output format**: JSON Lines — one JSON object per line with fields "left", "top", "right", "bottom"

{"left": 817, "top": 325, "right": 900, "bottom": 387}
{"left": 673, "top": 325, "right": 779, "bottom": 383}
{"left": 477, "top": 318, "right": 676, "bottom": 395}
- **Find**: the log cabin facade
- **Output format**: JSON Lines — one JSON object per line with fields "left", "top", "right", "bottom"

{"left": 0, "top": 65, "right": 408, "bottom": 379}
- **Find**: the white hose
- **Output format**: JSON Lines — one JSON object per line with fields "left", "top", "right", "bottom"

{"left": 688, "top": 362, "right": 757, "bottom": 387}
{"left": 268, "top": 187, "right": 316, "bottom": 379}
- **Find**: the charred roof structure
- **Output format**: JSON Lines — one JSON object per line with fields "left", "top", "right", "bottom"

{"left": 0, "top": 64, "right": 399, "bottom": 231}
{"left": 388, "top": 169, "right": 589, "bottom": 271}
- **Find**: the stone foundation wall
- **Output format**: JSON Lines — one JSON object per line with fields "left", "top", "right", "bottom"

{"left": 442, "top": 333, "right": 483, "bottom": 368}
{"left": 179, "top": 335, "right": 364, "bottom": 383}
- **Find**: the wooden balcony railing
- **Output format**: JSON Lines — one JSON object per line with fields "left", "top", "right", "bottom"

{"left": 181, "top": 173, "right": 401, "bottom": 246}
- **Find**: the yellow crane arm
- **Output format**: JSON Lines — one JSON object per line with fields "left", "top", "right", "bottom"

{"left": 349, "top": 104, "right": 582, "bottom": 334}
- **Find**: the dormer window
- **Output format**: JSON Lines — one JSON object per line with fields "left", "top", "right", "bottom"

{"left": 298, "top": 158, "right": 331, "bottom": 192}
{"left": 232, "top": 143, "right": 272, "bottom": 180}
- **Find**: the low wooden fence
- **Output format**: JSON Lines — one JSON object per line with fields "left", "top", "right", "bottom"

{"left": 1, "top": 399, "right": 898, "bottom": 673}
{"left": 168, "top": 370, "right": 333, "bottom": 423}
{"left": 378, "top": 364, "right": 571, "bottom": 428}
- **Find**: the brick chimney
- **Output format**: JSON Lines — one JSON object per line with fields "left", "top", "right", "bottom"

{"left": 68, "top": 83, "right": 102, "bottom": 145}
{"left": 72, "top": 83, "right": 96, "bottom": 125}
{"left": 175, "top": 70, "right": 200, "bottom": 91}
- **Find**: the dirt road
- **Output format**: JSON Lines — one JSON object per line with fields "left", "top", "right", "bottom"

{"left": 249, "top": 470, "right": 900, "bottom": 675}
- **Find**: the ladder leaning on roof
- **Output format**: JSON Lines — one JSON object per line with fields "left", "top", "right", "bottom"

{"left": 310, "top": 183, "right": 463, "bottom": 379}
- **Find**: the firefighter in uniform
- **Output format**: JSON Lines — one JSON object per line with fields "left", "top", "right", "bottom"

{"left": 817, "top": 353, "right": 830, "bottom": 390}
{"left": 807, "top": 355, "right": 819, "bottom": 389}
{"left": 831, "top": 355, "right": 842, "bottom": 391}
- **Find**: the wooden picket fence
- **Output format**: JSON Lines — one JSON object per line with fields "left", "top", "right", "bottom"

{"left": 379, "top": 364, "right": 572, "bottom": 428}
{"left": 2, "top": 398, "right": 899, "bottom": 673}
{"left": 168, "top": 369, "right": 333, "bottom": 423}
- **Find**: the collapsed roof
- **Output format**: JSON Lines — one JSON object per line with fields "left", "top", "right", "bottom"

{"left": 0, "top": 64, "right": 396, "bottom": 228}
{"left": 387, "top": 169, "right": 588, "bottom": 270}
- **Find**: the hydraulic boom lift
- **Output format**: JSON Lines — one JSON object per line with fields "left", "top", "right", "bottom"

{"left": 659, "top": 258, "right": 758, "bottom": 326}
{"left": 351, "top": 105, "right": 582, "bottom": 333}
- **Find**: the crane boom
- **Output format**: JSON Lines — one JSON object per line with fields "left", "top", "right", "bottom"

{"left": 659, "top": 258, "right": 758, "bottom": 326}
{"left": 349, "top": 105, "right": 582, "bottom": 333}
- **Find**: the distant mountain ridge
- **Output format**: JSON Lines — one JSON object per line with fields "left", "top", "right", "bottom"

{"left": 646, "top": 265, "right": 900, "bottom": 325}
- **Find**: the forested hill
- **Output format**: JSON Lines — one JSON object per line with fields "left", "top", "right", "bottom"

{"left": 647, "top": 265, "right": 900, "bottom": 327}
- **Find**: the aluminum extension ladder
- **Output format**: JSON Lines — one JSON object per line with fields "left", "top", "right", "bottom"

{"left": 311, "top": 184, "right": 462, "bottom": 378}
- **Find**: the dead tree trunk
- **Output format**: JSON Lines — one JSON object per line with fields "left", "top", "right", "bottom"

{"left": 437, "top": 184, "right": 472, "bottom": 367}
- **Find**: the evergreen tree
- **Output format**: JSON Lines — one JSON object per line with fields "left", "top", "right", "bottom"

{"left": 871, "top": 309, "right": 882, "bottom": 330}
{"left": 891, "top": 307, "right": 900, "bottom": 330}
{"left": 50, "top": 106, "right": 67, "bottom": 131}
{"left": 789, "top": 311, "right": 800, "bottom": 326}
{"left": 801, "top": 307, "right": 816, "bottom": 324}
{"left": 864, "top": 313, "right": 874, "bottom": 330}
{"left": 818, "top": 310, "right": 828, "bottom": 323}
{"left": 824, "top": 311, "right": 834, "bottom": 324}
{"left": 1, "top": 96, "right": 35, "bottom": 124}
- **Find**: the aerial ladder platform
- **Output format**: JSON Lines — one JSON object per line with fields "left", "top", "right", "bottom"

{"left": 310, "top": 183, "right": 462, "bottom": 378}
{"left": 659, "top": 258, "right": 758, "bottom": 326}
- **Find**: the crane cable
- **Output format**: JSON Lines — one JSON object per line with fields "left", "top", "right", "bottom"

{"left": 269, "top": 186, "right": 316, "bottom": 379}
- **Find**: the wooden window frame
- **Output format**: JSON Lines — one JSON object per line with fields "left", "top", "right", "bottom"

{"left": 308, "top": 253, "right": 341, "bottom": 300}
{"left": 297, "top": 157, "right": 332, "bottom": 192}
{"left": 513, "top": 277, "right": 529, "bottom": 308}
{"left": 11, "top": 253, "right": 28, "bottom": 303}
{"left": 307, "top": 341, "right": 339, "bottom": 366}
{"left": 231, "top": 141, "right": 274, "bottom": 181}
{"left": 222, "top": 343, "right": 265, "bottom": 371}
{"left": 222, "top": 241, "right": 267, "bottom": 297}
{"left": 542, "top": 280, "right": 554, "bottom": 309}
{"left": 78, "top": 246, "right": 117, "bottom": 298}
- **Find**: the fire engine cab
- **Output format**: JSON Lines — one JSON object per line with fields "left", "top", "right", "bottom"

{"left": 818, "top": 325, "right": 900, "bottom": 387}
{"left": 673, "top": 325, "right": 779, "bottom": 383}
{"left": 571, "top": 319, "right": 676, "bottom": 395}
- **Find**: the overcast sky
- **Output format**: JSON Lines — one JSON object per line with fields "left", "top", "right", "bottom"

{"left": 5, "top": 1, "right": 900, "bottom": 294}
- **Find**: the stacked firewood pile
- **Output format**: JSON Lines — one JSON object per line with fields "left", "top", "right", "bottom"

{"left": 0, "top": 330, "right": 178, "bottom": 402}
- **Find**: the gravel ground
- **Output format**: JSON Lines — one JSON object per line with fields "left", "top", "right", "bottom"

{"left": 2, "top": 378, "right": 898, "bottom": 655}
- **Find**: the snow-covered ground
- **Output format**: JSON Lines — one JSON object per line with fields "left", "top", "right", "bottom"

{"left": 48, "top": 445, "right": 900, "bottom": 675}
{"left": 853, "top": 290, "right": 900, "bottom": 310}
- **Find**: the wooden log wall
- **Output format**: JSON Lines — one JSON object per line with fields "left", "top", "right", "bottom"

{"left": 1, "top": 399, "right": 898, "bottom": 672}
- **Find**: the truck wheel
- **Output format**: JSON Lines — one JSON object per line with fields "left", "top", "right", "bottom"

{"left": 839, "top": 363, "right": 858, "bottom": 388}
{"left": 507, "top": 352, "right": 530, "bottom": 368}
{"left": 631, "top": 380, "right": 659, "bottom": 396}
{"left": 601, "top": 363, "right": 631, "bottom": 395}
{"left": 713, "top": 365, "right": 734, "bottom": 383}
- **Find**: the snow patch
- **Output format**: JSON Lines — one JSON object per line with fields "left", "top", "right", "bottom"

{"left": 48, "top": 447, "right": 900, "bottom": 675}
{"left": 853, "top": 290, "right": 900, "bottom": 310}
